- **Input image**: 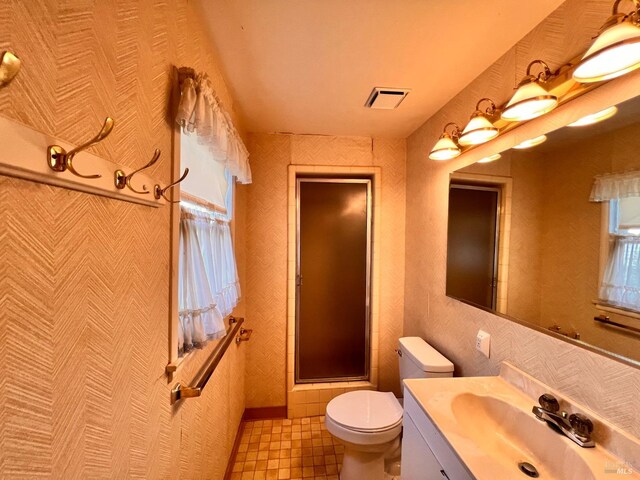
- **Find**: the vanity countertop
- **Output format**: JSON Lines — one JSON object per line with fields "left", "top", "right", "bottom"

{"left": 404, "top": 364, "right": 640, "bottom": 480}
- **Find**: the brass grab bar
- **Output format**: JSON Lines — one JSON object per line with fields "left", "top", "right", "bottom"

{"left": 171, "top": 316, "right": 247, "bottom": 404}
{"left": 594, "top": 314, "right": 640, "bottom": 334}
{"left": 236, "top": 327, "right": 253, "bottom": 344}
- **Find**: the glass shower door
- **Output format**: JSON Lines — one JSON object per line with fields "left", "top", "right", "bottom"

{"left": 296, "top": 178, "right": 372, "bottom": 383}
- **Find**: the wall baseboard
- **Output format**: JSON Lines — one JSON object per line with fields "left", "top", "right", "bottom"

{"left": 223, "top": 420, "right": 245, "bottom": 480}
{"left": 242, "top": 406, "right": 287, "bottom": 421}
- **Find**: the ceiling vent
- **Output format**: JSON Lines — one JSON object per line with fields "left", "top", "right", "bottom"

{"left": 364, "top": 87, "right": 411, "bottom": 109}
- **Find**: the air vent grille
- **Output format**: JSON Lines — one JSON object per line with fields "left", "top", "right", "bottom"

{"left": 364, "top": 87, "right": 411, "bottom": 109}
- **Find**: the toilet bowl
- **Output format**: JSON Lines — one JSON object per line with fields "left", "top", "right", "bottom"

{"left": 325, "top": 390, "right": 403, "bottom": 480}
{"left": 324, "top": 336, "right": 454, "bottom": 480}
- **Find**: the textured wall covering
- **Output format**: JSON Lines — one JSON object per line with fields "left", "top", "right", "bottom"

{"left": 405, "top": 0, "right": 640, "bottom": 439}
{"left": 245, "top": 134, "right": 406, "bottom": 408}
{"left": 0, "top": 1, "right": 247, "bottom": 478}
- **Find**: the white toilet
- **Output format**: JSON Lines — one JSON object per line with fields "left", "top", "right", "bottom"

{"left": 325, "top": 336, "right": 454, "bottom": 480}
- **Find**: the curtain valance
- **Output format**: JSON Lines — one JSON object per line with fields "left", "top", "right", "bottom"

{"left": 590, "top": 170, "right": 640, "bottom": 202}
{"left": 176, "top": 72, "right": 252, "bottom": 184}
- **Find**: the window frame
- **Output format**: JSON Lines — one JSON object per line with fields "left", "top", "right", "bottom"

{"left": 167, "top": 95, "right": 238, "bottom": 373}
{"left": 597, "top": 200, "right": 640, "bottom": 316}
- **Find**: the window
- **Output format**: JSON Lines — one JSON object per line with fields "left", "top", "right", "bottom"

{"left": 599, "top": 198, "right": 640, "bottom": 311}
{"left": 177, "top": 132, "right": 240, "bottom": 356}
{"left": 171, "top": 69, "right": 251, "bottom": 362}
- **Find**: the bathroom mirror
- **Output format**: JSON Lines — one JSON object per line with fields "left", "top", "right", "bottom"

{"left": 447, "top": 94, "right": 640, "bottom": 366}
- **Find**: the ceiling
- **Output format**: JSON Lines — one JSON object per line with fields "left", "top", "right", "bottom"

{"left": 199, "top": 0, "right": 567, "bottom": 138}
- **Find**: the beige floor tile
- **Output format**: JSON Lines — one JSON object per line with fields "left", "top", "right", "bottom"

{"left": 227, "top": 416, "right": 344, "bottom": 480}
{"left": 277, "top": 468, "right": 290, "bottom": 479}
{"left": 266, "top": 470, "right": 278, "bottom": 480}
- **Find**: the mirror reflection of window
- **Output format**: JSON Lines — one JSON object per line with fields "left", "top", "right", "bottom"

{"left": 599, "top": 196, "right": 640, "bottom": 312}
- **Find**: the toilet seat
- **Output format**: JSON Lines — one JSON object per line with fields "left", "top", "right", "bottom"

{"left": 326, "top": 390, "right": 403, "bottom": 433}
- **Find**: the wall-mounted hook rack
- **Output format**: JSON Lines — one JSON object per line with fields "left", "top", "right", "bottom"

{"left": 154, "top": 168, "right": 189, "bottom": 203}
{"left": 48, "top": 117, "right": 114, "bottom": 178}
{"left": 0, "top": 115, "right": 165, "bottom": 208}
{"left": 0, "top": 51, "right": 21, "bottom": 88}
{"left": 114, "top": 149, "right": 160, "bottom": 194}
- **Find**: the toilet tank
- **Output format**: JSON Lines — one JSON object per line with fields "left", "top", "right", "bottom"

{"left": 398, "top": 336, "right": 454, "bottom": 383}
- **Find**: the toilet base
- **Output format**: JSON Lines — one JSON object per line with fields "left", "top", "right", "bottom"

{"left": 340, "top": 444, "right": 387, "bottom": 480}
{"left": 335, "top": 436, "right": 400, "bottom": 480}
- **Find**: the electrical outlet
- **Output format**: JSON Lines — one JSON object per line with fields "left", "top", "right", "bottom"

{"left": 476, "top": 330, "right": 491, "bottom": 358}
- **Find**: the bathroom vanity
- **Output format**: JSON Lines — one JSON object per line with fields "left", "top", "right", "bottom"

{"left": 402, "top": 388, "right": 473, "bottom": 480}
{"left": 401, "top": 363, "right": 640, "bottom": 480}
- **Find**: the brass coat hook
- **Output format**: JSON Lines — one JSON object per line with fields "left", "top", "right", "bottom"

{"left": 0, "top": 51, "right": 21, "bottom": 88}
{"left": 154, "top": 168, "right": 189, "bottom": 203}
{"left": 48, "top": 117, "right": 114, "bottom": 179}
{"left": 114, "top": 149, "right": 161, "bottom": 194}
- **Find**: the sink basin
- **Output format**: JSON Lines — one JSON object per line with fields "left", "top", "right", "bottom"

{"left": 403, "top": 367, "right": 640, "bottom": 480}
{"left": 451, "top": 392, "right": 594, "bottom": 480}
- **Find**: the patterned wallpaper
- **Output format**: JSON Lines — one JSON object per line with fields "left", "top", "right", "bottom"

{"left": 405, "top": 0, "right": 640, "bottom": 439}
{"left": 0, "top": 1, "right": 247, "bottom": 478}
{"left": 245, "top": 134, "right": 406, "bottom": 408}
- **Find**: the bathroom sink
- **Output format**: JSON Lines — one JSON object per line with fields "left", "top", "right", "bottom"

{"left": 403, "top": 364, "right": 640, "bottom": 480}
{"left": 451, "top": 392, "right": 595, "bottom": 480}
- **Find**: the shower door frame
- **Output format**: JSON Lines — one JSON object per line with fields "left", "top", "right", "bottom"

{"left": 295, "top": 177, "right": 373, "bottom": 384}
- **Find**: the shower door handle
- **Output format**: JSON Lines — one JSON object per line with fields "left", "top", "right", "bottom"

{"left": 296, "top": 274, "right": 303, "bottom": 286}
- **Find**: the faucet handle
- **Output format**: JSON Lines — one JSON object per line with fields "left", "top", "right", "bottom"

{"left": 569, "top": 413, "right": 594, "bottom": 437}
{"left": 538, "top": 393, "right": 560, "bottom": 413}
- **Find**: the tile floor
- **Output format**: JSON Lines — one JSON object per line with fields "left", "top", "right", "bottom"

{"left": 226, "top": 416, "right": 343, "bottom": 480}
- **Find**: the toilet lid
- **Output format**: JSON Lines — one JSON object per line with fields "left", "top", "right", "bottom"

{"left": 326, "top": 391, "right": 403, "bottom": 432}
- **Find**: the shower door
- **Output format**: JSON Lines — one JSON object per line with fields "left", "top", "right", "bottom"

{"left": 447, "top": 183, "right": 500, "bottom": 309}
{"left": 296, "top": 178, "right": 372, "bottom": 383}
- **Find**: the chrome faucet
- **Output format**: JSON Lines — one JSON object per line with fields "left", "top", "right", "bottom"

{"left": 532, "top": 393, "right": 595, "bottom": 448}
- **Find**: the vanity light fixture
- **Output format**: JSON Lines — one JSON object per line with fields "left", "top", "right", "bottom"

{"left": 501, "top": 60, "right": 558, "bottom": 122}
{"left": 458, "top": 98, "right": 500, "bottom": 146}
{"left": 568, "top": 106, "right": 619, "bottom": 127}
{"left": 477, "top": 153, "right": 502, "bottom": 164}
{"left": 512, "top": 135, "right": 547, "bottom": 150}
{"left": 429, "top": 122, "right": 462, "bottom": 160}
{"left": 573, "top": 0, "right": 640, "bottom": 83}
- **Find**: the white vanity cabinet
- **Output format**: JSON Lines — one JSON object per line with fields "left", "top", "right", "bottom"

{"left": 401, "top": 388, "right": 475, "bottom": 480}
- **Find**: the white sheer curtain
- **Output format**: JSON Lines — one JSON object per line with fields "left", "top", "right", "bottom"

{"left": 178, "top": 204, "right": 240, "bottom": 355}
{"left": 599, "top": 236, "right": 640, "bottom": 311}
{"left": 175, "top": 72, "right": 252, "bottom": 185}
{"left": 591, "top": 171, "right": 640, "bottom": 311}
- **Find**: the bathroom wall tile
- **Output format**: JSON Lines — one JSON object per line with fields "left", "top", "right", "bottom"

{"left": 247, "top": 140, "right": 405, "bottom": 408}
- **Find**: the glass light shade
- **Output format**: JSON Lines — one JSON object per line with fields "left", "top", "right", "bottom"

{"left": 501, "top": 81, "right": 558, "bottom": 122}
{"left": 573, "top": 21, "right": 640, "bottom": 83}
{"left": 477, "top": 153, "right": 502, "bottom": 164}
{"left": 429, "top": 134, "right": 461, "bottom": 161}
{"left": 458, "top": 115, "right": 499, "bottom": 146}
{"left": 568, "top": 106, "right": 618, "bottom": 127}
{"left": 513, "top": 135, "right": 547, "bottom": 150}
